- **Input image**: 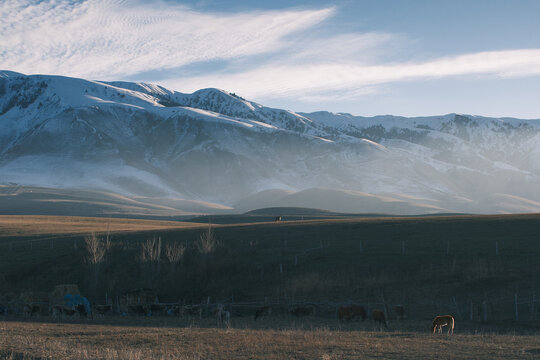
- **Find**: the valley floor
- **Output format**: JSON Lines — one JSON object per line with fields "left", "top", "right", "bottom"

{"left": 0, "top": 317, "right": 539, "bottom": 360}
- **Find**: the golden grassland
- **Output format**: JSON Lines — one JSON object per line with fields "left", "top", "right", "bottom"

{"left": 0, "top": 317, "right": 539, "bottom": 360}
{"left": 1, "top": 212, "right": 538, "bottom": 237}
{"left": 0, "top": 215, "right": 207, "bottom": 237}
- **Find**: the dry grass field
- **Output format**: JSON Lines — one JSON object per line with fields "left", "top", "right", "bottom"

{"left": 0, "top": 215, "right": 206, "bottom": 237}
{"left": 0, "top": 317, "right": 539, "bottom": 360}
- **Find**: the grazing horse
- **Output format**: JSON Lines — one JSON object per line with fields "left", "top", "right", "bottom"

{"left": 23, "top": 303, "right": 41, "bottom": 318}
{"left": 254, "top": 306, "right": 271, "bottom": 321}
{"left": 372, "top": 309, "right": 387, "bottom": 330}
{"left": 431, "top": 315, "right": 454, "bottom": 335}
{"left": 215, "top": 304, "right": 230, "bottom": 326}
{"left": 183, "top": 305, "right": 203, "bottom": 319}
{"left": 51, "top": 305, "right": 77, "bottom": 319}
{"left": 128, "top": 304, "right": 149, "bottom": 316}
{"left": 150, "top": 303, "right": 168, "bottom": 316}
{"left": 75, "top": 304, "right": 89, "bottom": 318}
{"left": 275, "top": 216, "right": 282, "bottom": 222}
{"left": 338, "top": 305, "right": 366, "bottom": 321}
{"left": 394, "top": 305, "right": 406, "bottom": 320}
{"left": 93, "top": 304, "right": 113, "bottom": 317}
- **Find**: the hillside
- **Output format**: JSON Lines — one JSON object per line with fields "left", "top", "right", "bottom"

{"left": 2, "top": 71, "right": 540, "bottom": 215}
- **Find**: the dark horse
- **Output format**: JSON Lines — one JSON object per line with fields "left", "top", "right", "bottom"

{"left": 338, "top": 305, "right": 366, "bottom": 321}
{"left": 372, "top": 309, "right": 387, "bottom": 330}
{"left": 253, "top": 306, "right": 271, "bottom": 321}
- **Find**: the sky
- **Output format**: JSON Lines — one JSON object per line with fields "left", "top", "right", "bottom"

{"left": 2, "top": 0, "right": 540, "bottom": 118}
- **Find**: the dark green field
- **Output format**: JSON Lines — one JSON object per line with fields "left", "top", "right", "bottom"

{"left": 1, "top": 212, "right": 540, "bottom": 324}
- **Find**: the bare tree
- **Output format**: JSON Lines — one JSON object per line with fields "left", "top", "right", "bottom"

{"left": 140, "top": 236, "right": 162, "bottom": 287}
{"left": 196, "top": 224, "right": 218, "bottom": 255}
{"left": 165, "top": 241, "right": 185, "bottom": 287}
{"left": 84, "top": 231, "right": 110, "bottom": 297}
{"left": 165, "top": 241, "right": 185, "bottom": 266}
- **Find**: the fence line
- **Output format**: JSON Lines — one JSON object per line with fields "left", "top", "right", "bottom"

{"left": 4, "top": 293, "right": 540, "bottom": 321}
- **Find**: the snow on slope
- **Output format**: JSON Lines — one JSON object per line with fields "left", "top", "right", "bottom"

{"left": 1, "top": 71, "right": 540, "bottom": 215}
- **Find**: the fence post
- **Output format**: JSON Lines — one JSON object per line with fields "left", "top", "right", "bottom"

{"left": 381, "top": 291, "right": 388, "bottom": 320}
{"left": 531, "top": 294, "right": 536, "bottom": 320}
{"left": 482, "top": 300, "right": 488, "bottom": 322}
{"left": 452, "top": 296, "right": 462, "bottom": 320}
{"left": 495, "top": 241, "right": 499, "bottom": 256}
{"left": 115, "top": 296, "right": 120, "bottom": 314}
{"left": 514, "top": 293, "right": 519, "bottom": 321}
{"left": 359, "top": 240, "right": 363, "bottom": 253}
{"left": 532, "top": 293, "right": 536, "bottom": 319}
{"left": 469, "top": 300, "right": 473, "bottom": 321}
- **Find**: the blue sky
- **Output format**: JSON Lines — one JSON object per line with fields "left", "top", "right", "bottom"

{"left": 2, "top": 0, "right": 540, "bottom": 118}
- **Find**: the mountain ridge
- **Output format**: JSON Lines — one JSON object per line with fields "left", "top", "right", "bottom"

{"left": 1, "top": 70, "right": 540, "bottom": 215}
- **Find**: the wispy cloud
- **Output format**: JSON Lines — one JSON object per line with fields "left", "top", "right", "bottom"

{"left": 3, "top": 0, "right": 540, "bottom": 107}
{"left": 166, "top": 49, "right": 540, "bottom": 101}
{"left": 0, "top": 0, "right": 334, "bottom": 78}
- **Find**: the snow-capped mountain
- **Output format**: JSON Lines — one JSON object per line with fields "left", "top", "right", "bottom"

{"left": 1, "top": 70, "right": 540, "bottom": 215}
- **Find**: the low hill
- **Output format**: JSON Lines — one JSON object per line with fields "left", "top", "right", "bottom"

{"left": 188, "top": 207, "right": 354, "bottom": 224}
{"left": 0, "top": 184, "right": 231, "bottom": 219}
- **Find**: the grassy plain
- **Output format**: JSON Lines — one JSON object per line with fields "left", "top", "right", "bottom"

{"left": 1, "top": 213, "right": 540, "bottom": 359}
{"left": 1, "top": 317, "right": 539, "bottom": 360}
{"left": 2, "top": 213, "right": 540, "bottom": 310}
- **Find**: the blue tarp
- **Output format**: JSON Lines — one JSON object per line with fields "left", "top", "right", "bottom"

{"left": 63, "top": 294, "right": 91, "bottom": 315}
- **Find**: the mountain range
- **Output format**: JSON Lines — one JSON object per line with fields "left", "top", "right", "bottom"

{"left": 1, "top": 70, "right": 540, "bottom": 216}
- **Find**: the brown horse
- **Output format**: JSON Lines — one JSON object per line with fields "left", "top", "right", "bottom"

{"left": 254, "top": 306, "right": 271, "bottom": 321}
{"left": 93, "top": 304, "right": 113, "bottom": 317}
{"left": 338, "top": 305, "right": 366, "bottom": 321}
{"left": 394, "top": 305, "right": 406, "bottom": 320}
{"left": 431, "top": 315, "right": 454, "bottom": 334}
{"left": 372, "top": 309, "right": 387, "bottom": 329}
